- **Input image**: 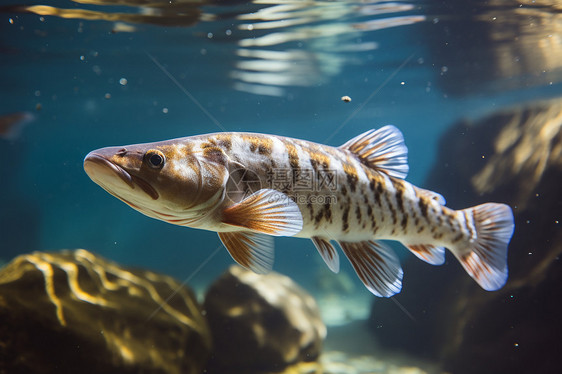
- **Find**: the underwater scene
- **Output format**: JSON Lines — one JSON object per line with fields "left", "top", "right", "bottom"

{"left": 1, "top": 0, "right": 561, "bottom": 373}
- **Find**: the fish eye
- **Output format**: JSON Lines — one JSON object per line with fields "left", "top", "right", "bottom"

{"left": 145, "top": 150, "right": 165, "bottom": 169}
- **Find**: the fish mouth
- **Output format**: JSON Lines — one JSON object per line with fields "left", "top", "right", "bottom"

{"left": 84, "top": 152, "right": 159, "bottom": 200}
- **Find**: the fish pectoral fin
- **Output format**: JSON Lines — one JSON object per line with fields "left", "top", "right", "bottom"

{"left": 312, "top": 237, "right": 340, "bottom": 273}
{"left": 339, "top": 240, "right": 403, "bottom": 297}
{"left": 218, "top": 231, "right": 274, "bottom": 274}
{"left": 339, "top": 125, "right": 409, "bottom": 179}
{"left": 405, "top": 244, "right": 446, "bottom": 265}
{"left": 416, "top": 187, "right": 446, "bottom": 205}
{"left": 222, "top": 188, "right": 303, "bottom": 236}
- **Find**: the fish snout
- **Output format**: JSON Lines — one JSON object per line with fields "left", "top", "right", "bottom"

{"left": 84, "top": 147, "right": 159, "bottom": 200}
{"left": 84, "top": 150, "right": 135, "bottom": 189}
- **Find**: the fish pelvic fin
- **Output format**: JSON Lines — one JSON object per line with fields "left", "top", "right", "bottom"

{"left": 312, "top": 237, "right": 340, "bottom": 273}
{"left": 339, "top": 125, "right": 409, "bottom": 179}
{"left": 339, "top": 240, "right": 403, "bottom": 297}
{"left": 218, "top": 231, "right": 274, "bottom": 274}
{"left": 457, "top": 203, "right": 515, "bottom": 291}
{"left": 222, "top": 189, "right": 303, "bottom": 236}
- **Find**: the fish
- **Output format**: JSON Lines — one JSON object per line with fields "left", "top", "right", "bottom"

{"left": 0, "top": 111, "right": 35, "bottom": 140}
{"left": 83, "top": 126, "right": 515, "bottom": 297}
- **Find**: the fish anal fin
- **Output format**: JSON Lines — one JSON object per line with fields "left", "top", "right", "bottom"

{"left": 456, "top": 203, "right": 514, "bottom": 291}
{"left": 222, "top": 189, "right": 303, "bottom": 236}
{"left": 218, "top": 231, "right": 274, "bottom": 274}
{"left": 339, "top": 125, "right": 408, "bottom": 179}
{"left": 338, "top": 240, "right": 403, "bottom": 297}
{"left": 312, "top": 237, "right": 339, "bottom": 273}
{"left": 405, "top": 244, "right": 445, "bottom": 265}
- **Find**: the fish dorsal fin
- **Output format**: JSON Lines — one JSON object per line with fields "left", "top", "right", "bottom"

{"left": 218, "top": 231, "right": 274, "bottom": 274}
{"left": 417, "top": 188, "right": 446, "bottom": 205}
{"left": 311, "top": 237, "right": 340, "bottom": 273}
{"left": 338, "top": 240, "right": 403, "bottom": 297}
{"left": 405, "top": 244, "right": 446, "bottom": 265}
{"left": 340, "top": 125, "right": 409, "bottom": 179}
{"left": 222, "top": 188, "right": 303, "bottom": 236}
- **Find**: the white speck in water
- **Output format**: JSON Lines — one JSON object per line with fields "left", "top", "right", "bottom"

{"left": 247, "top": 24, "right": 254, "bottom": 31}
{"left": 80, "top": 55, "right": 85, "bottom": 61}
{"left": 433, "top": 18, "right": 439, "bottom": 24}
{"left": 162, "top": 108, "right": 169, "bottom": 114}
{"left": 207, "top": 32, "right": 213, "bottom": 39}
{"left": 528, "top": 252, "right": 533, "bottom": 255}
{"left": 119, "top": 78, "right": 128, "bottom": 86}
{"left": 104, "top": 93, "right": 111, "bottom": 99}
{"left": 417, "top": 57, "right": 424, "bottom": 64}
{"left": 526, "top": 220, "right": 530, "bottom": 224}
{"left": 514, "top": 343, "right": 519, "bottom": 347}
{"left": 400, "top": 81, "right": 405, "bottom": 85}
{"left": 441, "top": 66, "right": 448, "bottom": 73}
{"left": 34, "top": 90, "right": 41, "bottom": 97}
{"left": 226, "top": 29, "right": 232, "bottom": 36}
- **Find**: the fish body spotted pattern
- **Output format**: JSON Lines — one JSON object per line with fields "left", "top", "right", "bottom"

{"left": 84, "top": 126, "right": 515, "bottom": 297}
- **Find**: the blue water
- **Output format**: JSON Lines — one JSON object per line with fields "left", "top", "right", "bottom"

{"left": 1, "top": 0, "right": 560, "bottom": 361}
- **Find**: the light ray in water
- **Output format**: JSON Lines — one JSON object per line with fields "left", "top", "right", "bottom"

{"left": 145, "top": 244, "right": 222, "bottom": 323}
{"left": 391, "top": 296, "right": 417, "bottom": 323}
{"left": 323, "top": 52, "right": 416, "bottom": 145}
{"left": 145, "top": 51, "right": 227, "bottom": 132}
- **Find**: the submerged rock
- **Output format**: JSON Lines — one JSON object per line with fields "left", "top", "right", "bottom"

{"left": 429, "top": 0, "right": 562, "bottom": 95}
{"left": 0, "top": 249, "right": 211, "bottom": 374}
{"left": 203, "top": 265, "right": 326, "bottom": 373}
{"left": 369, "top": 99, "right": 562, "bottom": 373}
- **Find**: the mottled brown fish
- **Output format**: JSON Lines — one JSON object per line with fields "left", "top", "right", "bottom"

{"left": 84, "top": 126, "right": 514, "bottom": 296}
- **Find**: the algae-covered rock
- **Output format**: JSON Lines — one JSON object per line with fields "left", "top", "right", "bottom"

{"left": 369, "top": 98, "right": 562, "bottom": 373}
{"left": 203, "top": 265, "right": 326, "bottom": 373}
{"left": 0, "top": 249, "right": 211, "bottom": 374}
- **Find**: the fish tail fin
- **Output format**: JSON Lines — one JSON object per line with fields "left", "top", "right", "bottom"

{"left": 457, "top": 203, "right": 515, "bottom": 291}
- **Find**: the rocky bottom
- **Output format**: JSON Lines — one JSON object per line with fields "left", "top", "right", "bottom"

{"left": 0, "top": 249, "right": 439, "bottom": 374}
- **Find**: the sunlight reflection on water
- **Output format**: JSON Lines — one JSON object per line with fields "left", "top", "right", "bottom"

{"left": 4, "top": 0, "right": 425, "bottom": 96}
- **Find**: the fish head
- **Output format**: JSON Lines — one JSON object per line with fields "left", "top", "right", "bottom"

{"left": 84, "top": 139, "right": 229, "bottom": 222}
